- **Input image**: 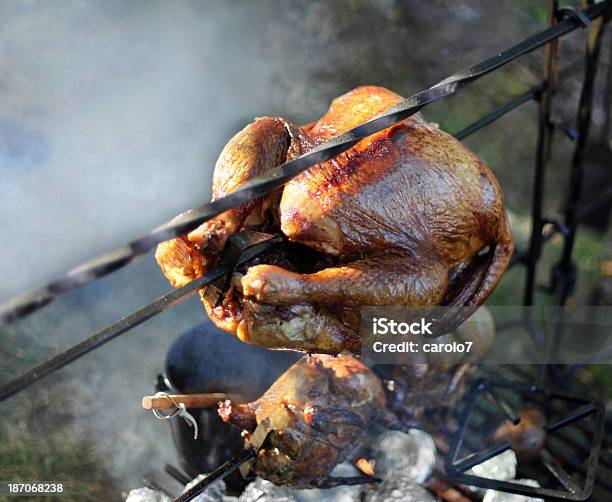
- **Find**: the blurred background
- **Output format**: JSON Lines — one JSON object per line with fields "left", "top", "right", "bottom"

{"left": 0, "top": 1, "right": 610, "bottom": 499}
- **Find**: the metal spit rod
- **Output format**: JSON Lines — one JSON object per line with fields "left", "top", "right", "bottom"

{"left": 0, "top": 1, "right": 607, "bottom": 328}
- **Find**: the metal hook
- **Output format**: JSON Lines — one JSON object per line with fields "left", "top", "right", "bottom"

{"left": 151, "top": 392, "right": 199, "bottom": 440}
{"left": 558, "top": 7, "right": 592, "bottom": 28}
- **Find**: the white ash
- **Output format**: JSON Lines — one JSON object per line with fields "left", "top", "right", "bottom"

{"left": 177, "top": 428, "right": 437, "bottom": 502}
{"left": 239, "top": 478, "right": 298, "bottom": 502}
{"left": 483, "top": 478, "right": 543, "bottom": 502}
{"left": 468, "top": 450, "right": 517, "bottom": 481}
{"left": 467, "top": 452, "right": 543, "bottom": 502}
{"left": 363, "top": 476, "right": 435, "bottom": 502}
{"left": 370, "top": 429, "right": 437, "bottom": 484}
{"left": 293, "top": 462, "right": 363, "bottom": 502}
{"left": 185, "top": 474, "right": 238, "bottom": 502}
{"left": 126, "top": 487, "right": 171, "bottom": 502}
{"left": 363, "top": 428, "right": 437, "bottom": 501}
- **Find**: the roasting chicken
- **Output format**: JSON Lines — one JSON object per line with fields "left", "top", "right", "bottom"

{"left": 156, "top": 85, "right": 513, "bottom": 352}
{"left": 218, "top": 353, "right": 385, "bottom": 488}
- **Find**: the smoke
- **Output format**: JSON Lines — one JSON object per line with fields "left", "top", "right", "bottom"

{"left": 0, "top": 0, "right": 586, "bottom": 496}
{"left": 0, "top": 1, "right": 287, "bottom": 300}
{"left": 0, "top": 0, "right": 550, "bottom": 301}
{"left": 0, "top": 0, "right": 305, "bottom": 493}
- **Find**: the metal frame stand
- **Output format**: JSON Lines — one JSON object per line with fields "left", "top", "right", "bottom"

{"left": 445, "top": 379, "right": 606, "bottom": 501}
{"left": 444, "top": 4, "right": 611, "bottom": 498}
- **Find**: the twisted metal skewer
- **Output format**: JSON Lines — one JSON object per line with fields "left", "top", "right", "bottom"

{"left": 0, "top": 58, "right": 588, "bottom": 402}
{"left": 0, "top": 1, "right": 605, "bottom": 327}
{"left": 0, "top": 233, "right": 281, "bottom": 401}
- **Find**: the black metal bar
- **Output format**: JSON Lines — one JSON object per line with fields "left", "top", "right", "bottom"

{"left": 430, "top": 469, "right": 480, "bottom": 500}
{"left": 539, "top": 448, "right": 581, "bottom": 493}
{"left": 447, "top": 380, "right": 481, "bottom": 466}
{"left": 446, "top": 378, "right": 606, "bottom": 500}
{"left": 523, "top": 0, "right": 561, "bottom": 307}
{"left": 0, "top": 235, "right": 281, "bottom": 402}
{"left": 453, "top": 60, "right": 583, "bottom": 141}
{"left": 544, "top": 403, "right": 598, "bottom": 433}
{"left": 471, "top": 398, "right": 612, "bottom": 472}
{"left": 165, "top": 465, "right": 192, "bottom": 486}
{"left": 557, "top": 12, "right": 609, "bottom": 305}
{"left": 451, "top": 442, "right": 512, "bottom": 473}
{"left": 481, "top": 364, "right": 612, "bottom": 437}
{"left": 0, "top": 0, "right": 607, "bottom": 327}
{"left": 552, "top": 425, "right": 612, "bottom": 471}
{"left": 541, "top": 13, "right": 610, "bottom": 391}
{"left": 449, "top": 472, "right": 579, "bottom": 500}
{"left": 311, "top": 475, "right": 382, "bottom": 487}
{"left": 454, "top": 87, "right": 540, "bottom": 141}
{"left": 173, "top": 448, "right": 256, "bottom": 502}
{"left": 545, "top": 440, "right": 612, "bottom": 493}
{"left": 482, "top": 387, "right": 520, "bottom": 424}
{"left": 455, "top": 425, "right": 612, "bottom": 498}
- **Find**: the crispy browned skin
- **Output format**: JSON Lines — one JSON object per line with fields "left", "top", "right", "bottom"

{"left": 219, "top": 354, "right": 385, "bottom": 488}
{"left": 156, "top": 86, "right": 514, "bottom": 352}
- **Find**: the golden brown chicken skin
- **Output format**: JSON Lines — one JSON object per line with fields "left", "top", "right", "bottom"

{"left": 156, "top": 85, "right": 513, "bottom": 352}
{"left": 218, "top": 354, "right": 385, "bottom": 488}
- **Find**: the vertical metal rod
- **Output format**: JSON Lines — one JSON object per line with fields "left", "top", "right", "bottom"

{"left": 521, "top": 0, "right": 562, "bottom": 389}
{"left": 165, "top": 464, "right": 192, "bottom": 486}
{"left": 556, "top": 3, "right": 608, "bottom": 305}
{"left": 546, "top": 3, "right": 608, "bottom": 386}
{"left": 524, "top": 0, "right": 561, "bottom": 307}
